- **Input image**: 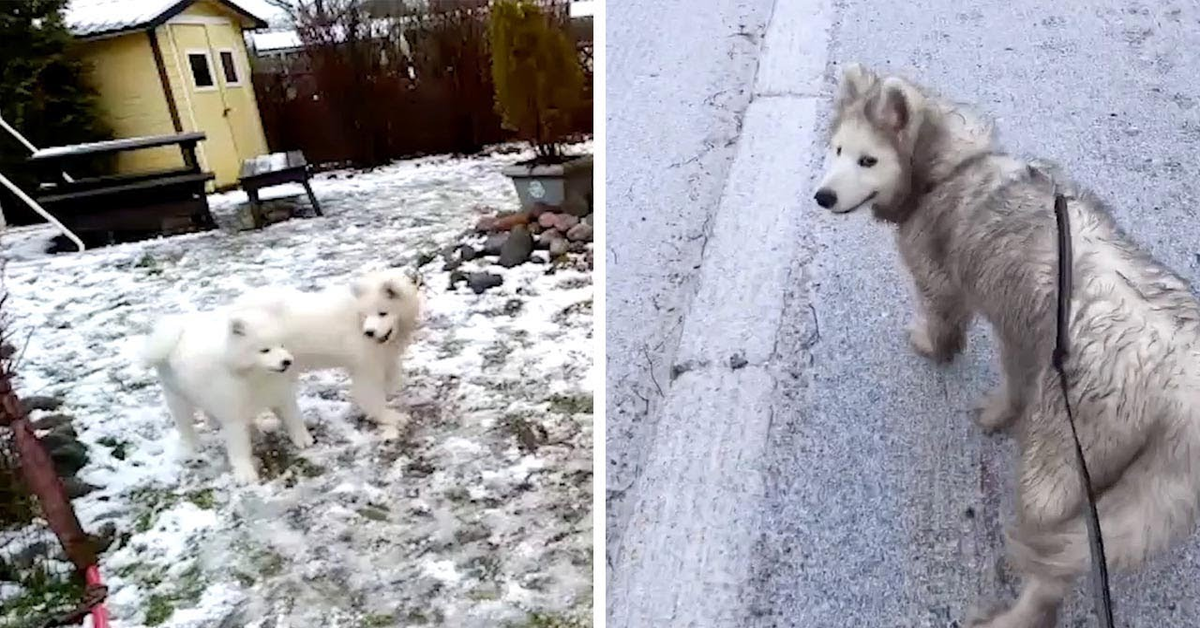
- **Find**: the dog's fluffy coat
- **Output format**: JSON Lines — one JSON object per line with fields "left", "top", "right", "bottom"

{"left": 234, "top": 268, "right": 422, "bottom": 435}
{"left": 817, "top": 64, "right": 1200, "bottom": 627}
{"left": 142, "top": 306, "right": 311, "bottom": 484}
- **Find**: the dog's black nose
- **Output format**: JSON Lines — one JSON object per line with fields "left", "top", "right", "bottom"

{"left": 814, "top": 189, "right": 837, "bottom": 208}
{"left": 281, "top": 358, "right": 292, "bottom": 368}
{"left": 364, "top": 329, "right": 375, "bottom": 338}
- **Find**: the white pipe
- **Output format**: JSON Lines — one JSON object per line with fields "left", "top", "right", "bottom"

{"left": 0, "top": 115, "right": 37, "bottom": 153}
{"left": 0, "top": 114, "right": 75, "bottom": 183}
{"left": 0, "top": 172, "right": 85, "bottom": 253}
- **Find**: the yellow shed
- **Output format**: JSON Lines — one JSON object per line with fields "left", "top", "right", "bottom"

{"left": 64, "top": 0, "right": 271, "bottom": 189}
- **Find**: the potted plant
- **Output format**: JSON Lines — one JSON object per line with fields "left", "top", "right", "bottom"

{"left": 489, "top": 0, "right": 591, "bottom": 217}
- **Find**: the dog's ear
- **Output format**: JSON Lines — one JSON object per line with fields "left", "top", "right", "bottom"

{"left": 836, "top": 63, "right": 876, "bottom": 108}
{"left": 874, "top": 77, "right": 913, "bottom": 134}
{"left": 383, "top": 280, "right": 399, "bottom": 300}
{"left": 405, "top": 268, "right": 424, "bottom": 290}
{"left": 229, "top": 316, "right": 247, "bottom": 337}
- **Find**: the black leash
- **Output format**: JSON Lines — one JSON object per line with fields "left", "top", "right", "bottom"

{"left": 1052, "top": 192, "right": 1116, "bottom": 627}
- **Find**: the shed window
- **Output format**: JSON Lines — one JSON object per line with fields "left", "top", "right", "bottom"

{"left": 219, "top": 50, "right": 241, "bottom": 86}
{"left": 187, "top": 52, "right": 214, "bottom": 88}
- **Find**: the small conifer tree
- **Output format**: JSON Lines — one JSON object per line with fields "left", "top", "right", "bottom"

{"left": 488, "top": 0, "right": 583, "bottom": 163}
{"left": 0, "top": 0, "right": 110, "bottom": 222}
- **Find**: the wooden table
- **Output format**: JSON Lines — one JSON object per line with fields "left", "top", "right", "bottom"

{"left": 238, "top": 150, "right": 322, "bottom": 228}
{"left": 28, "top": 132, "right": 216, "bottom": 246}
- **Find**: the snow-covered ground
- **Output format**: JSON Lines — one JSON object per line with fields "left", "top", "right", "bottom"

{"left": 0, "top": 145, "right": 593, "bottom": 627}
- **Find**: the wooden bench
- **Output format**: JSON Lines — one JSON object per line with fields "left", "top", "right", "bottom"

{"left": 238, "top": 151, "right": 322, "bottom": 229}
{"left": 28, "top": 132, "right": 217, "bottom": 246}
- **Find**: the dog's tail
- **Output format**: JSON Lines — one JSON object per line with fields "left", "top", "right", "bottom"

{"left": 1006, "top": 448, "right": 1200, "bottom": 579}
{"left": 140, "top": 316, "right": 186, "bottom": 367}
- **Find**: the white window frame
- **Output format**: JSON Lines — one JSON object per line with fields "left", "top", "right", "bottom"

{"left": 216, "top": 47, "right": 243, "bottom": 87}
{"left": 184, "top": 48, "right": 218, "bottom": 92}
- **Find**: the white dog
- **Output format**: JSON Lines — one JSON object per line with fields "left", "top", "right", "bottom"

{"left": 234, "top": 268, "right": 422, "bottom": 436}
{"left": 142, "top": 306, "right": 312, "bottom": 483}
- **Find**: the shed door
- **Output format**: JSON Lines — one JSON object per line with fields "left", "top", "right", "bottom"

{"left": 169, "top": 23, "right": 241, "bottom": 186}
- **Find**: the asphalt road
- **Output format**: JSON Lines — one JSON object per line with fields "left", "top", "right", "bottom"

{"left": 606, "top": 0, "right": 1200, "bottom": 626}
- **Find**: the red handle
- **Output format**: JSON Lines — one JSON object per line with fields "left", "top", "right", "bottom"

{"left": 84, "top": 565, "right": 110, "bottom": 628}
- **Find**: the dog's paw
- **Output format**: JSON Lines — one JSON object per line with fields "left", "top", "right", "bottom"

{"left": 907, "top": 321, "right": 939, "bottom": 359}
{"left": 376, "top": 410, "right": 411, "bottom": 440}
{"left": 964, "top": 605, "right": 1049, "bottom": 628}
{"left": 974, "top": 390, "right": 1018, "bottom": 433}
{"left": 379, "top": 409, "right": 410, "bottom": 427}
{"left": 378, "top": 424, "right": 400, "bottom": 441}
{"left": 964, "top": 607, "right": 999, "bottom": 628}
{"left": 231, "top": 462, "right": 260, "bottom": 484}
{"left": 289, "top": 427, "right": 315, "bottom": 449}
{"left": 176, "top": 437, "right": 200, "bottom": 460}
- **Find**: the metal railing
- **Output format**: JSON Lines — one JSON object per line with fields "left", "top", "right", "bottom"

{"left": 0, "top": 115, "right": 85, "bottom": 253}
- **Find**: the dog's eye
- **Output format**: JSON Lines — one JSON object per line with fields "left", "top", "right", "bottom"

{"left": 378, "top": 312, "right": 388, "bottom": 317}
{"left": 836, "top": 146, "right": 842, "bottom": 156}
{"left": 858, "top": 156, "right": 877, "bottom": 168}
{"left": 259, "top": 348, "right": 270, "bottom": 354}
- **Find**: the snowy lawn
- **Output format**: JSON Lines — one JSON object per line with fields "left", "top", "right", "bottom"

{"left": 0, "top": 144, "right": 594, "bottom": 627}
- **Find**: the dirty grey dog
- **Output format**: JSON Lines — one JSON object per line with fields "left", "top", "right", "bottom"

{"left": 814, "top": 63, "right": 1200, "bottom": 627}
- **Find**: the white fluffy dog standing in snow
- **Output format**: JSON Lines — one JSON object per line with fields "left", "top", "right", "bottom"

{"left": 234, "top": 268, "right": 423, "bottom": 436}
{"left": 142, "top": 307, "right": 312, "bottom": 484}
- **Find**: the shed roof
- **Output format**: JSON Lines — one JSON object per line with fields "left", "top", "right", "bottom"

{"left": 65, "top": 0, "right": 268, "bottom": 39}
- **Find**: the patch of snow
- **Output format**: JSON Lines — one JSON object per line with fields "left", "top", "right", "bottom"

{"left": 422, "top": 559, "right": 462, "bottom": 584}
{"left": 571, "top": 0, "right": 597, "bottom": 18}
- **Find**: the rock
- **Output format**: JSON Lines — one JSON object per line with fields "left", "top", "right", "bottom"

{"left": 482, "top": 234, "right": 507, "bottom": 256}
{"left": 536, "top": 229, "right": 563, "bottom": 251}
{"left": 582, "top": 213, "right": 593, "bottom": 226}
{"left": 10, "top": 540, "right": 51, "bottom": 570}
{"left": 49, "top": 442, "right": 89, "bottom": 477}
{"left": 493, "top": 211, "right": 531, "bottom": 231}
{"left": 466, "top": 272, "right": 504, "bottom": 294}
{"left": 550, "top": 238, "right": 570, "bottom": 257}
{"left": 21, "top": 396, "right": 62, "bottom": 414}
{"left": 38, "top": 431, "right": 79, "bottom": 453}
{"left": 64, "top": 477, "right": 100, "bottom": 499}
{"left": 459, "top": 244, "right": 478, "bottom": 261}
{"left": 537, "top": 212, "right": 559, "bottom": 229}
{"left": 498, "top": 226, "right": 534, "bottom": 268}
{"left": 729, "top": 353, "right": 749, "bottom": 370}
{"left": 48, "top": 423, "right": 78, "bottom": 441}
{"left": 448, "top": 270, "right": 468, "bottom": 290}
{"left": 566, "top": 223, "right": 593, "bottom": 242}
{"left": 30, "top": 413, "right": 72, "bottom": 431}
{"left": 529, "top": 223, "right": 543, "bottom": 235}
{"left": 555, "top": 214, "right": 580, "bottom": 231}
{"left": 89, "top": 523, "right": 117, "bottom": 554}
{"left": 416, "top": 250, "right": 438, "bottom": 268}
{"left": 0, "top": 343, "right": 14, "bottom": 359}
{"left": 567, "top": 241, "right": 587, "bottom": 254}
{"left": 442, "top": 257, "right": 462, "bottom": 272}
{"left": 475, "top": 216, "right": 498, "bottom": 232}
{"left": 530, "top": 202, "right": 557, "bottom": 219}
